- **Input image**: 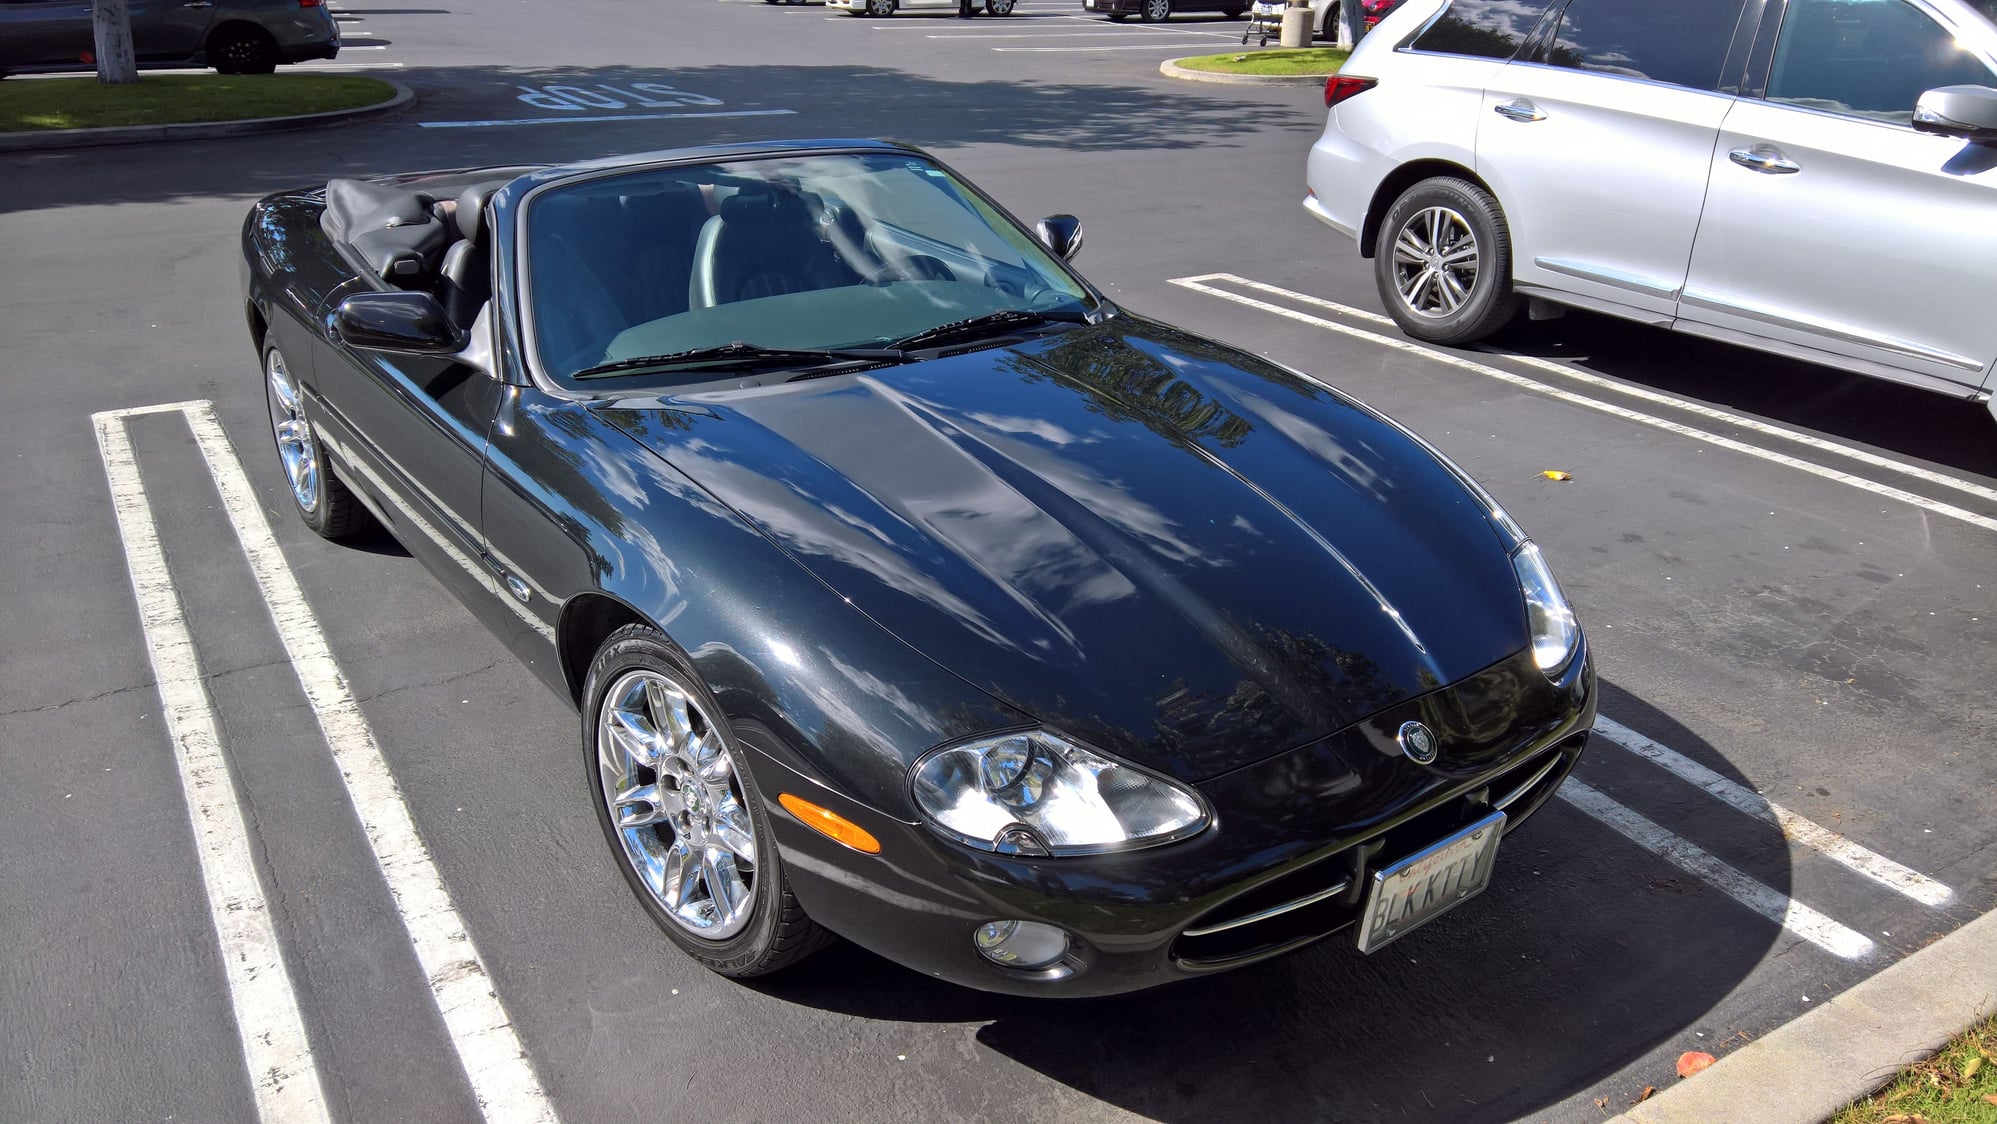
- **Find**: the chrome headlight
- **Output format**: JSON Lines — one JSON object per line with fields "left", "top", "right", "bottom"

{"left": 910, "top": 730, "right": 1208, "bottom": 856}
{"left": 1512, "top": 540, "right": 1579, "bottom": 675}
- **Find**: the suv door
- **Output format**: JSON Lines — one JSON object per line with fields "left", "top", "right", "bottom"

{"left": 1476, "top": 0, "right": 1754, "bottom": 320}
{"left": 1678, "top": 0, "right": 1997, "bottom": 392}
{"left": 128, "top": 0, "right": 219, "bottom": 61}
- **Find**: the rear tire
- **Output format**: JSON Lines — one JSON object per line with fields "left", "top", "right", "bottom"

{"left": 864, "top": 0, "right": 896, "bottom": 14}
{"left": 582, "top": 625, "right": 833, "bottom": 977}
{"left": 209, "top": 25, "right": 279, "bottom": 74}
{"left": 986, "top": 0, "right": 1016, "bottom": 13}
{"left": 1373, "top": 176, "right": 1522, "bottom": 346}
{"left": 1138, "top": 0, "right": 1170, "bottom": 19}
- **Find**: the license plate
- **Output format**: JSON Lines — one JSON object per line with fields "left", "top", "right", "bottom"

{"left": 1356, "top": 810, "right": 1505, "bottom": 954}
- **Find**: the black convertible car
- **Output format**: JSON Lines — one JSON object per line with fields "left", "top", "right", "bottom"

{"left": 239, "top": 140, "right": 1595, "bottom": 996}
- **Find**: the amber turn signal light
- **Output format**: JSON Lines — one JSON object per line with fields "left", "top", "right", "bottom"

{"left": 778, "top": 793, "right": 882, "bottom": 855}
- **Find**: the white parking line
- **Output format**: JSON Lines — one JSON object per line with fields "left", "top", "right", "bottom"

{"left": 1558, "top": 780, "right": 1876, "bottom": 960}
{"left": 175, "top": 402, "right": 560, "bottom": 1124}
{"left": 94, "top": 403, "right": 333, "bottom": 1124}
{"left": 1169, "top": 274, "right": 1997, "bottom": 535}
{"left": 1593, "top": 717, "right": 1954, "bottom": 908}
{"left": 1203, "top": 273, "right": 1997, "bottom": 507}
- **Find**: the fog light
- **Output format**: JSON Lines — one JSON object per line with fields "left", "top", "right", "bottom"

{"left": 972, "top": 920, "right": 1069, "bottom": 970}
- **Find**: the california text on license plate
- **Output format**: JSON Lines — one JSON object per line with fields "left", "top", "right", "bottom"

{"left": 1356, "top": 810, "right": 1505, "bottom": 954}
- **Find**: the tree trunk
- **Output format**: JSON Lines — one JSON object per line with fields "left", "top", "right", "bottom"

{"left": 93, "top": 0, "right": 139, "bottom": 85}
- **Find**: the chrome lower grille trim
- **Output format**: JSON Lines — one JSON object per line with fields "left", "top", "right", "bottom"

{"left": 1492, "top": 753, "right": 1563, "bottom": 812}
{"left": 1181, "top": 879, "right": 1352, "bottom": 938}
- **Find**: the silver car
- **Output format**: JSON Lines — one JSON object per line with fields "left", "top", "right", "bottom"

{"left": 1, "top": 0, "right": 339, "bottom": 76}
{"left": 1305, "top": 0, "right": 1997, "bottom": 420}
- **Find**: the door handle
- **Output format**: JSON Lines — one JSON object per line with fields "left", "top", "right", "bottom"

{"left": 183, "top": 1, "right": 214, "bottom": 7}
{"left": 1729, "top": 145, "right": 1800, "bottom": 174}
{"left": 1493, "top": 99, "right": 1545, "bottom": 122}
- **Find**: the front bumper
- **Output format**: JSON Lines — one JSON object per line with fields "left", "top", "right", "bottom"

{"left": 747, "top": 641, "right": 1595, "bottom": 997}
{"left": 1083, "top": 0, "right": 1144, "bottom": 13}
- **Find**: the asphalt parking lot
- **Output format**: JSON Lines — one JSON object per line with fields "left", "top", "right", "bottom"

{"left": 2, "top": 1, "right": 1993, "bottom": 1121}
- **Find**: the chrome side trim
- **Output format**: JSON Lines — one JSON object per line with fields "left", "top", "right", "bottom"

{"left": 1533, "top": 257, "right": 1682, "bottom": 300}
{"left": 1492, "top": 753, "right": 1563, "bottom": 812}
{"left": 1680, "top": 288, "right": 1985, "bottom": 372}
{"left": 1181, "top": 879, "right": 1353, "bottom": 938}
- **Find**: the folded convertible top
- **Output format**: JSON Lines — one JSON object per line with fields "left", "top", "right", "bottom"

{"left": 321, "top": 178, "right": 448, "bottom": 282}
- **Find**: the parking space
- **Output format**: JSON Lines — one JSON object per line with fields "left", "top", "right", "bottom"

{"left": 3, "top": 0, "right": 1994, "bottom": 1120}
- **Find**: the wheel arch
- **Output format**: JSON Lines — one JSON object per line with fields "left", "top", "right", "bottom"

{"left": 557, "top": 590, "right": 658, "bottom": 708}
{"left": 1360, "top": 159, "right": 1495, "bottom": 259}
{"left": 207, "top": 18, "right": 278, "bottom": 51}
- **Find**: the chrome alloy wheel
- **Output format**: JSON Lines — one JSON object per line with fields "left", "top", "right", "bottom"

{"left": 1390, "top": 206, "right": 1481, "bottom": 319}
{"left": 265, "top": 349, "right": 322, "bottom": 516}
{"left": 597, "top": 670, "right": 759, "bottom": 940}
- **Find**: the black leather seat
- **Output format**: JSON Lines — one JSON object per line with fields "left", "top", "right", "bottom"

{"left": 438, "top": 183, "right": 500, "bottom": 328}
{"left": 687, "top": 188, "right": 840, "bottom": 309}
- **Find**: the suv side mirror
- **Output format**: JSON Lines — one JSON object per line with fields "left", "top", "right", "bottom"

{"left": 333, "top": 290, "right": 467, "bottom": 354}
{"left": 1036, "top": 215, "right": 1084, "bottom": 261}
{"left": 1913, "top": 84, "right": 1997, "bottom": 143}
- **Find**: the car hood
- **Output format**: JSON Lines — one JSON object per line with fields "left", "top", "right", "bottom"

{"left": 597, "top": 318, "right": 1528, "bottom": 782}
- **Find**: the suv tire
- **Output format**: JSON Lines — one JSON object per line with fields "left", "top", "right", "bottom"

{"left": 1374, "top": 176, "right": 1522, "bottom": 346}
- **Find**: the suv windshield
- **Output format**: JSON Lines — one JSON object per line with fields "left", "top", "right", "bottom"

{"left": 520, "top": 151, "right": 1098, "bottom": 385}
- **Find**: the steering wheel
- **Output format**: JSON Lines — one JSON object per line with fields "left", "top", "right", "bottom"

{"left": 865, "top": 255, "right": 955, "bottom": 286}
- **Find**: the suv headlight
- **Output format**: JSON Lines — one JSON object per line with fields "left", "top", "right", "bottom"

{"left": 910, "top": 730, "right": 1208, "bottom": 856}
{"left": 1512, "top": 540, "right": 1579, "bottom": 675}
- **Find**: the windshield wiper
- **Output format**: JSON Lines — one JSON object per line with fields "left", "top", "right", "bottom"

{"left": 887, "top": 307, "right": 1093, "bottom": 352}
{"left": 572, "top": 341, "right": 905, "bottom": 380}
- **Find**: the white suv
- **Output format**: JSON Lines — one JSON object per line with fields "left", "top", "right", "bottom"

{"left": 1305, "top": 0, "right": 1997, "bottom": 417}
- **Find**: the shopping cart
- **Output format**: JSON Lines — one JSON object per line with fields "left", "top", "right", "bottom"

{"left": 1244, "top": 0, "right": 1285, "bottom": 45}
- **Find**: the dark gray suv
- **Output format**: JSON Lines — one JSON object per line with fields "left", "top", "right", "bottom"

{"left": 1, "top": 0, "right": 339, "bottom": 76}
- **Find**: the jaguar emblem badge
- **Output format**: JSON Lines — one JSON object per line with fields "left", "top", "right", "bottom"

{"left": 1397, "top": 720, "right": 1439, "bottom": 764}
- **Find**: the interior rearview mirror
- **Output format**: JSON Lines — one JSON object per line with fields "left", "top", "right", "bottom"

{"left": 333, "top": 291, "right": 467, "bottom": 355}
{"left": 1036, "top": 215, "right": 1084, "bottom": 261}
{"left": 1913, "top": 84, "right": 1997, "bottom": 143}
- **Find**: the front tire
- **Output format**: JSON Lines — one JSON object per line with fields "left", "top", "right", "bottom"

{"left": 582, "top": 625, "right": 831, "bottom": 977}
{"left": 1373, "top": 176, "right": 1522, "bottom": 346}
{"left": 864, "top": 0, "right": 896, "bottom": 15}
{"left": 1138, "top": 0, "right": 1170, "bottom": 19}
{"left": 986, "top": 0, "right": 1016, "bottom": 12}
{"left": 264, "top": 343, "right": 370, "bottom": 541}
{"left": 1106, "top": 10, "right": 1130, "bottom": 18}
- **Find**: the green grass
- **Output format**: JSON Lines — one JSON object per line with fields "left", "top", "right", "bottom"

{"left": 0, "top": 74, "right": 394, "bottom": 132}
{"left": 1173, "top": 47, "right": 1348, "bottom": 76}
{"left": 1830, "top": 1014, "right": 1997, "bottom": 1124}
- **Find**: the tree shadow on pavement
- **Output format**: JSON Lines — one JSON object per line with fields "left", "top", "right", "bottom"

{"left": 752, "top": 680, "right": 1793, "bottom": 1122}
{"left": 0, "top": 62, "right": 1321, "bottom": 216}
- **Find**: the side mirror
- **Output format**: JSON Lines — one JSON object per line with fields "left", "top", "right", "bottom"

{"left": 333, "top": 290, "right": 466, "bottom": 354}
{"left": 1035, "top": 215, "right": 1084, "bottom": 261}
{"left": 1913, "top": 84, "right": 1997, "bottom": 143}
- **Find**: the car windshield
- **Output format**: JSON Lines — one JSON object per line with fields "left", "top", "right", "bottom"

{"left": 520, "top": 151, "right": 1098, "bottom": 385}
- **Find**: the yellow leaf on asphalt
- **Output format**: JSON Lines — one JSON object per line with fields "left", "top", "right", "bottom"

{"left": 1540, "top": 470, "right": 1573, "bottom": 481}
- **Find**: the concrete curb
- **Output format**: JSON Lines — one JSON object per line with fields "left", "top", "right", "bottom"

{"left": 0, "top": 80, "right": 414, "bottom": 153}
{"left": 1616, "top": 906, "right": 1997, "bottom": 1124}
{"left": 1159, "top": 58, "right": 1331, "bottom": 85}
